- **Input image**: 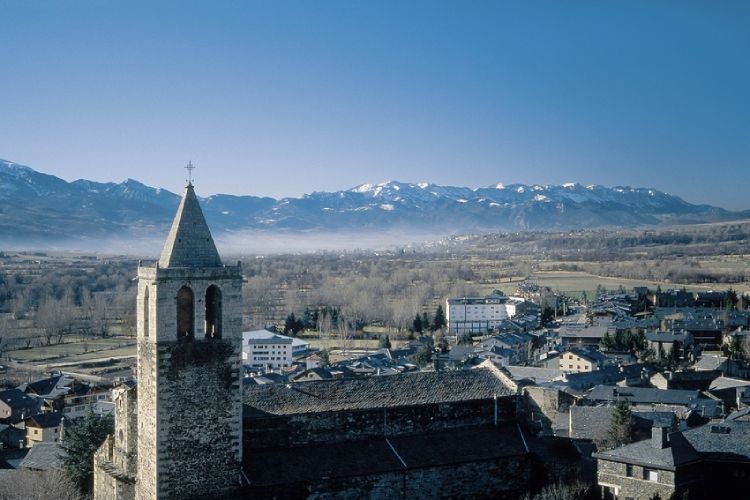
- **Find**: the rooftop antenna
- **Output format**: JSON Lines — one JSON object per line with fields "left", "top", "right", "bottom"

{"left": 185, "top": 161, "right": 195, "bottom": 186}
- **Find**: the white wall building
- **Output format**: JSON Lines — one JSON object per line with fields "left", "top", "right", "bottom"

{"left": 446, "top": 293, "right": 536, "bottom": 335}
{"left": 242, "top": 330, "right": 309, "bottom": 370}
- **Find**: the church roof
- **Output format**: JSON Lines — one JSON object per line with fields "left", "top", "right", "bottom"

{"left": 244, "top": 367, "right": 514, "bottom": 416}
{"left": 159, "top": 184, "right": 223, "bottom": 268}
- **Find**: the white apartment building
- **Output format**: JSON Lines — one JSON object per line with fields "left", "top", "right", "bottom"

{"left": 242, "top": 330, "right": 309, "bottom": 370}
{"left": 446, "top": 293, "right": 535, "bottom": 335}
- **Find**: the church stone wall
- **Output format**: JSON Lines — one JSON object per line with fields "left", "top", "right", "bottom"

{"left": 137, "top": 266, "right": 243, "bottom": 343}
{"left": 136, "top": 265, "right": 243, "bottom": 500}
{"left": 244, "top": 397, "right": 518, "bottom": 450}
{"left": 93, "top": 386, "right": 137, "bottom": 500}
{"left": 137, "top": 339, "right": 243, "bottom": 500}
{"left": 243, "top": 454, "right": 532, "bottom": 500}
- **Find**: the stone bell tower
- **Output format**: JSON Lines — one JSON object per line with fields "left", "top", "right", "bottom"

{"left": 135, "top": 180, "right": 243, "bottom": 499}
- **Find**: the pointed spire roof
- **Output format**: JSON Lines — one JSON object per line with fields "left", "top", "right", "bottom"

{"left": 158, "top": 184, "right": 223, "bottom": 268}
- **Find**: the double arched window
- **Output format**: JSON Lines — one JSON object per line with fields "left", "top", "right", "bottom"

{"left": 175, "top": 285, "right": 223, "bottom": 340}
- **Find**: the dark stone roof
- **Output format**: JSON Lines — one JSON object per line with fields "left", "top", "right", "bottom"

{"left": 0, "top": 388, "right": 38, "bottom": 410}
{"left": 632, "top": 411, "right": 676, "bottom": 430}
{"left": 245, "top": 367, "right": 513, "bottom": 416}
{"left": 570, "top": 406, "right": 677, "bottom": 441}
{"left": 19, "top": 443, "right": 63, "bottom": 471}
{"left": 587, "top": 385, "right": 702, "bottom": 406}
{"left": 26, "top": 411, "right": 63, "bottom": 428}
{"left": 726, "top": 407, "right": 750, "bottom": 421}
{"left": 594, "top": 431, "right": 700, "bottom": 470}
{"left": 644, "top": 331, "right": 691, "bottom": 343}
{"left": 682, "top": 421, "right": 750, "bottom": 461}
{"left": 23, "top": 375, "right": 64, "bottom": 396}
{"left": 158, "top": 184, "right": 222, "bottom": 268}
{"left": 243, "top": 424, "right": 527, "bottom": 485}
{"left": 569, "top": 406, "right": 613, "bottom": 440}
{"left": 595, "top": 421, "right": 750, "bottom": 470}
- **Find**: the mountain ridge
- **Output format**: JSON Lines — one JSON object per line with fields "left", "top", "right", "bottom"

{"left": 1, "top": 158, "right": 747, "bottom": 248}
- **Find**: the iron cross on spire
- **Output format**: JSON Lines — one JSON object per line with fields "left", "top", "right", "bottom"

{"left": 185, "top": 161, "right": 195, "bottom": 186}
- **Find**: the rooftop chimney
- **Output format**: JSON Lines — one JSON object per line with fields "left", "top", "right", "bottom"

{"left": 652, "top": 426, "right": 669, "bottom": 449}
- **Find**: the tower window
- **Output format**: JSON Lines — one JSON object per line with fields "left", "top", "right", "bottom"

{"left": 177, "top": 286, "right": 195, "bottom": 340}
{"left": 205, "top": 285, "right": 223, "bottom": 339}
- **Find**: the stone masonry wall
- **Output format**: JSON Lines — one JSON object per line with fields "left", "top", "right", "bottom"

{"left": 597, "top": 459, "right": 676, "bottom": 499}
{"left": 522, "top": 386, "right": 576, "bottom": 436}
{"left": 139, "top": 340, "right": 242, "bottom": 500}
{"left": 244, "top": 454, "right": 532, "bottom": 500}
{"left": 93, "top": 435, "right": 136, "bottom": 500}
{"left": 244, "top": 396, "right": 518, "bottom": 450}
{"left": 136, "top": 263, "right": 243, "bottom": 500}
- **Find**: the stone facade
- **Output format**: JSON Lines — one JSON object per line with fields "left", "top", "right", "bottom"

{"left": 522, "top": 386, "right": 575, "bottom": 436}
{"left": 598, "top": 459, "right": 680, "bottom": 499}
{"left": 244, "top": 397, "right": 518, "bottom": 450}
{"left": 93, "top": 385, "right": 137, "bottom": 500}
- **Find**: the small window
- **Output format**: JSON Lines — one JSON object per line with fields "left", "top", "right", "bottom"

{"left": 644, "top": 468, "right": 658, "bottom": 482}
{"left": 625, "top": 464, "right": 633, "bottom": 477}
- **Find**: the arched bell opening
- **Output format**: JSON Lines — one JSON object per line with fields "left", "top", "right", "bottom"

{"left": 205, "top": 285, "right": 222, "bottom": 339}
{"left": 176, "top": 286, "right": 195, "bottom": 340}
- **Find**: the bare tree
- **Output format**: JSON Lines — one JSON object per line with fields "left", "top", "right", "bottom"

{"left": 36, "top": 296, "right": 74, "bottom": 345}
{"left": 0, "top": 469, "right": 82, "bottom": 500}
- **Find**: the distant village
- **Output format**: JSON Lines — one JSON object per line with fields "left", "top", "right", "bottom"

{"left": 2, "top": 278, "right": 749, "bottom": 499}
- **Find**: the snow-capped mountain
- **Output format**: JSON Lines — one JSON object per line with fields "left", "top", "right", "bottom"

{"left": 0, "top": 159, "right": 745, "bottom": 246}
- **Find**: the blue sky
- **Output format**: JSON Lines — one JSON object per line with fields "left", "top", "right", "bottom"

{"left": 1, "top": 1, "right": 748, "bottom": 208}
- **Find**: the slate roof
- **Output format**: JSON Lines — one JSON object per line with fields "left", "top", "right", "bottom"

{"left": 709, "top": 376, "right": 750, "bottom": 391}
{"left": 569, "top": 405, "right": 613, "bottom": 440}
{"left": 26, "top": 411, "right": 63, "bottom": 428}
{"left": 19, "top": 443, "right": 63, "bottom": 471}
{"left": 594, "top": 431, "right": 700, "bottom": 470}
{"left": 504, "top": 366, "right": 563, "bottom": 384}
{"left": 23, "top": 375, "right": 67, "bottom": 397}
{"left": 158, "top": 183, "right": 222, "bottom": 268}
{"left": 245, "top": 367, "right": 513, "bottom": 416}
{"left": 587, "top": 385, "right": 702, "bottom": 406}
{"left": 644, "top": 331, "right": 691, "bottom": 343}
{"left": 681, "top": 421, "right": 750, "bottom": 461}
{"left": 726, "top": 407, "right": 750, "bottom": 421}
{"left": 695, "top": 354, "right": 728, "bottom": 372}
{"left": 559, "top": 324, "right": 609, "bottom": 339}
{"left": 632, "top": 411, "right": 677, "bottom": 430}
{"left": 0, "top": 388, "right": 38, "bottom": 409}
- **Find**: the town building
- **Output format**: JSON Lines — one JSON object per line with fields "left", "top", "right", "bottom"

{"left": 446, "top": 292, "right": 538, "bottom": 335}
{"left": 0, "top": 388, "right": 39, "bottom": 424}
{"left": 24, "top": 412, "right": 63, "bottom": 447}
{"left": 558, "top": 348, "right": 609, "bottom": 373}
{"left": 241, "top": 329, "right": 308, "bottom": 370}
{"left": 595, "top": 421, "right": 750, "bottom": 499}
